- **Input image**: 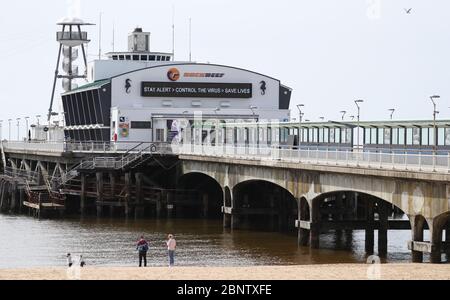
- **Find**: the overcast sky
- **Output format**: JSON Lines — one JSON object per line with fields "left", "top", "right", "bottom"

{"left": 0, "top": 0, "right": 449, "bottom": 131}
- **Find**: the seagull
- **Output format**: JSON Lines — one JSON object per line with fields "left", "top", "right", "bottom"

{"left": 405, "top": 8, "right": 412, "bottom": 14}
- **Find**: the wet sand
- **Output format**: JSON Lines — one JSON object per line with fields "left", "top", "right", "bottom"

{"left": 0, "top": 264, "right": 449, "bottom": 280}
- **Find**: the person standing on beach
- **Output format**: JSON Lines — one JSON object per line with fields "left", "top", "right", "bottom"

{"left": 67, "top": 253, "right": 73, "bottom": 267}
{"left": 167, "top": 234, "right": 177, "bottom": 267}
{"left": 136, "top": 236, "right": 149, "bottom": 267}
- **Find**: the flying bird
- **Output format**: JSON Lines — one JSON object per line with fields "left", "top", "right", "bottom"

{"left": 404, "top": 8, "right": 412, "bottom": 14}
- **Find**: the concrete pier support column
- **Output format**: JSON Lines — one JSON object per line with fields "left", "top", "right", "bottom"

{"left": 167, "top": 192, "right": 174, "bottom": 219}
{"left": 10, "top": 182, "right": 18, "bottom": 212}
{"left": 430, "top": 219, "right": 443, "bottom": 264}
{"left": 378, "top": 201, "right": 389, "bottom": 257}
{"left": 202, "top": 193, "right": 209, "bottom": 218}
{"left": 310, "top": 200, "right": 321, "bottom": 249}
{"left": 231, "top": 213, "right": 240, "bottom": 230}
{"left": 411, "top": 217, "right": 425, "bottom": 263}
{"left": 96, "top": 172, "right": 104, "bottom": 218}
{"left": 269, "top": 196, "right": 276, "bottom": 232}
{"left": 135, "top": 173, "right": 144, "bottom": 219}
{"left": 124, "top": 173, "right": 132, "bottom": 218}
{"left": 298, "top": 199, "right": 310, "bottom": 246}
{"left": 109, "top": 173, "right": 116, "bottom": 202}
{"left": 365, "top": 198, "right": 375, "bottom": 255}
{"left": 19, "top": 188, "right": 24, "bottom": 214}
{"left": 80, "top": 174, "right": 87, "bottom": 215}
{"left": 223, "top": 213, "right": 231, "bottom": 228}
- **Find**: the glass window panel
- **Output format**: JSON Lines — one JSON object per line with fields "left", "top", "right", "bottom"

{"left": 378, "top": 129, "right": 384, "bottom": 145}
{"left": 445, "top": 128, "right": 450, "bottom": 146}
{"left": 319, "top": 129, "right": 324, "bottom": 143}
{"left": 364, "top": 128, "right": 370, "bottom": 144}
{"left": 413, "top": 128, "right": 420, "bottom": 145}
{"left": 392, "top": 128, "right": 398, "bottom": 145}
{"left": 384, "top": 129, "right": 391, "bottom": 145}
{"left": 371, "top": 128, "right": 377, "bottom": 144}
{"left": 437, "top": 128, "right": 445, "bottom": 146}
{"left": 429, "top": 128, "right": 435, "bottom": 146}
{"left": 406, "top": 128, "right": 413, "bottom": 145}
{"left": 421, "top": 128, "right": 429, "bottom": 146}
{"left": 399, "top": 128, "right": 405, "bottom": 145}
{"left": 324, "top": 128, "right": 329, "bottom": 143}
{"left": 335, "top": 128, "right": 341, "bottom": 143}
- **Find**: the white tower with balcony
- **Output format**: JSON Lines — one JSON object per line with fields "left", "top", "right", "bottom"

{"left": 47, "top": 17, "right": 94, "bottom": 122}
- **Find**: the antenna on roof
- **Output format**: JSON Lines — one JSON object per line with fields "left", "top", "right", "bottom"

{"left": 189, "top": 17, "right": 192, "bottom": 62}
{"left": 172, "top": 5, "right": 175, "bottom": 60}
{"left": 98, "top": 12, "right": 102, "bottom": 60}
{"left": 112, "top": 21, "right": 115, "bottom": 52}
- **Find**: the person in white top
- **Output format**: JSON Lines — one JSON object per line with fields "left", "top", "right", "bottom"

{"left": 166, "top": 234, "right": 177, "bottom": 267}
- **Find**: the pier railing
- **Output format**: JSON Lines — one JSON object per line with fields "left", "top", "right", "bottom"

{"left": 176, "top": 144, "right": 450, "bottom": 174}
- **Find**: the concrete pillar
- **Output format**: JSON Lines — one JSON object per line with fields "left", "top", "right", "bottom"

{"left": 411, "top": 217, "right": 425, "bottom": 263}
{"left": 231, "top": 214, "right": 240, "bottom": 230}
{"left": 19, "top": 188, "right": 24, "bottom": 213}
{"left": 96, "top": 172, "right": 104, "bottom": 218}
{"left": 167, "top": 191, "right": 174, "bottom": 219}
{"left": 10, "top": 182, "right": 17, "bottom": 212}
{"left": 298, "top": 199, "right": 309, "bottom": 247}
{"left": 124, "top": 173, "right": 131, "bottom": 218}
{"left": 365, "top": 198, "right": 375, "bottom": 255}
{"left": 109, "top": 173, "right": 116, "bottom": 202}
{"left": 378, "top": 201, "right": 389, "bottom": 257}
{"left": 223, "top": 213, "right": 231, "bottom": 228}
{"left": 310, "top": 200, "right": 321, "bottom": 249}
{"left": 202, "top": 193, "right": 209, "bottom": 218}
{"left": 80, "top": 174, "right": 87, "bottom": 215}
{"left": 269, "top": 196, "right": 276, "bottom": 232}
{"left": 430, "top": 220, "right": 443, "bottom": 264}
{"left": 135, "top": 173, "right": 145, "bottom": 219}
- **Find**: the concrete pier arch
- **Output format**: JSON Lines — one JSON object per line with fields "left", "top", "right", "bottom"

{"left": 231, "top": 180, "right": 298, "bottom": 233}
{"left": 176, "top": 172, "right": 224, "bottom": 219}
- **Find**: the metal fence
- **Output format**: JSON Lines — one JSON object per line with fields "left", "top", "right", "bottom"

{"left": 176, "top": 145, "right": 450, "bottom": 173}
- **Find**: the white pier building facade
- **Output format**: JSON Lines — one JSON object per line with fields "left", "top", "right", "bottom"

{"left": 61, "top": 28, "right": 292, "bottom": 144}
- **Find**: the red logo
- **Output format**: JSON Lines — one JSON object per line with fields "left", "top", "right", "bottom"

{"left": 167, "top": 68, "right": 181, "bottom": 81}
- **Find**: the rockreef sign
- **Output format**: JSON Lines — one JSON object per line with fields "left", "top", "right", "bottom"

{"left": 141, "top": 82, "right": 253, "bottom": 99}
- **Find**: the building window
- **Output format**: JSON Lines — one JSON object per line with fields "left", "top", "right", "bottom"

{"left": 155, "top": 129, "right": 165, "bottom": 142}
{"left": 133, "top": 55, "right": 140, "bottom": 61}
{"left": 421, "top": 128, "right": 429, "bottom": 146}
{"left": 141, "top": 55, "right": 148, "bottom": 61}
{"left": 157, "top": 55, "right": 161, "bottom": 61}
{"left": 392, "top": 128, "right": 398, "bottom": 145}
{"left": 131, "top": 121, "right": 152, "bottom": 129}
{"left": 112, "top": 55, "right": 118, "bottom": 60}
{"left": 119, "top": 55, "right": 125, "bottom": 60}
{"left": 149, "top": 55, "right": 156, "bottom": 61}
{"left": 125, "top": 55, "right": 131, "bottom": 60}
{"left": 398, "top": 128, "right": 405, "bottom": 145}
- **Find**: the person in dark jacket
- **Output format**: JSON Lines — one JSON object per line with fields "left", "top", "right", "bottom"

{"left": 136, "top": 236, "right": 149, "bottom": 267}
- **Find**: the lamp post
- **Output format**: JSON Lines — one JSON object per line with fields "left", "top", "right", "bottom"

{"left": 430, "top": 95, "right": 440, "bottom": 155}
{"left": 8, "top": 119, "right": 12, "bottom": 141}
{"left": 340, "top": 111, "right": 347, "bottom": 121}
{"left": 320, "top": 117, "right": 325, "bottom": 122}
{"left": 354, "top": 100, "right": 364, "bottom": 150}
{"left": 388, "top": 109, "right": 395, "bottom": 120}
{"left": 25, "top": 117, "right": 30, "bottom": 141}
{"left": 249, "top": 106, "right": 258, "bottom": 120}
{"left": 349, "top": 116, "right": 355, "bottom": 121}
{"left": 16, "top": 118, "right": 21, "bottom": 141}
{"left": 296, "top": 104, "right": 305, "bottom": 148}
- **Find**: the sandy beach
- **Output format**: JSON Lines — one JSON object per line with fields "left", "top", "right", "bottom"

{"left": 0, "top": 264, "right": 449, "bottom": 280}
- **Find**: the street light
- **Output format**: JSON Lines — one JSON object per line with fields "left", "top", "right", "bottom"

{"left": 320, "top": 117, "right": 325, "bottom": 122}
{"left": 296, "top": 104, "right": 305, "bottom": 147}
{"left": 349, "top": 115, "right": 355, "bottom": 121}
{"left": 249, "top": 106, "right": 258, "bottom": 120}
{"left": 36, "top": 115, "right": 41, "bottom": 126}
{"left": 16, "top": 118, "right": 21, "bottom": 141}
{"left": 340, "top": 111, "right": 347, "bottom": 121}
{"left": 388, "top": 109, "right": 395, "bottom": 120}
{"left": 25, "top": 117, "right": 30, "bottom": 141}
{"left": 8, "top": 119, "right": 12, "bottom": 141}
{"left": 354, "top": 100, "right": 364, "bottom": 150}
{"left": 430, "top": 95, "right": 441, "bottom": 155}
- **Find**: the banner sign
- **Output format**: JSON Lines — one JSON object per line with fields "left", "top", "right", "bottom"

{"left": 141, "top": 82, "right": 252, "bottom": 99}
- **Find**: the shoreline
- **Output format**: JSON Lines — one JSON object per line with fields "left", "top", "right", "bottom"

{"left": 0, "top": 264, "right": 449, "bottom": 280}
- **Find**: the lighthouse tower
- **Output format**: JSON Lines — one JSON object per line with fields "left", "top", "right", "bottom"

{"left": 47, "top": 17, "right": 94, "bottom": 122}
